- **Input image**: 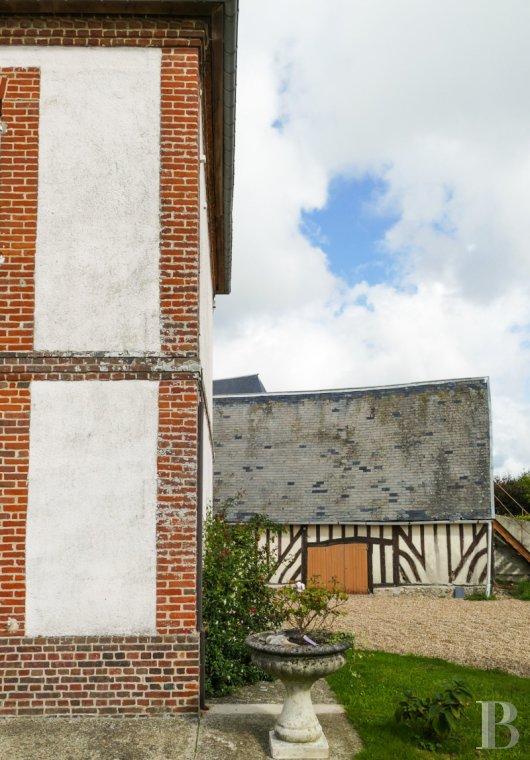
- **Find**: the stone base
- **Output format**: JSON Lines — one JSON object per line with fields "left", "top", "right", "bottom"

{"left": 269, "top": 730, "right": 329, "bottom": 759}
{"left": 372, "top": 584, "right": 487, "bottom": 599}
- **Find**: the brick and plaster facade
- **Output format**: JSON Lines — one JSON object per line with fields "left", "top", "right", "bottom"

{"left": 213, "top": 379, "right": 494, "bottom": 593}
{"left": 0, "top": 1, "right": 236, "bottom": 716}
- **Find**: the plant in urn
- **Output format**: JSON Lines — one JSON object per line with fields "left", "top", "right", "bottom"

{"left": 246, "top": 578, "right": 352, "bottom": 759}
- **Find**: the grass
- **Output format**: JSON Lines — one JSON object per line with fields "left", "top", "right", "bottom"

{"left": 516, "top": 579, "right": 530, "bottom": 601}
{"left": 327, "top": 650, "right": 529, "bottom": 758}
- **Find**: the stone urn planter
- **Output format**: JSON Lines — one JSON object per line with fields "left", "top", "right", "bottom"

{"left": 246, "top": 630, "right": 351, "bottom": 759}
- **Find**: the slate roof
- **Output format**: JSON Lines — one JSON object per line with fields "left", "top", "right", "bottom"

{"left": 213, "top": 374, "right": 267, "bottom": 396}
{"left": 213, "top": 378, "right": 493, "bottom": 524}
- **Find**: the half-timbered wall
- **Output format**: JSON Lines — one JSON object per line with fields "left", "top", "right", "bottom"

{"left": 263, "top": 522, "right": 489, "bottom": 589}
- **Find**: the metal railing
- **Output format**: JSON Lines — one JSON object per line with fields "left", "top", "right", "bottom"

{"left": 494, "top": 481, "right": 530, "bottom": 519}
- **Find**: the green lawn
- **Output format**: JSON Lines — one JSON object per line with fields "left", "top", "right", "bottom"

{"left": 327, "top": 650, "right": 529, "bottom": 759}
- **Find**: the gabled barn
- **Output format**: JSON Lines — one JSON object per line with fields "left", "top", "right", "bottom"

{"left": 213, "top": 378, "right": 494, "bottom": 594}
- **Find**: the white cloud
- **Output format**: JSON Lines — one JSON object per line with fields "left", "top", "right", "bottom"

{"left": 214, "top": 0, "right": 530, "bottom": 476}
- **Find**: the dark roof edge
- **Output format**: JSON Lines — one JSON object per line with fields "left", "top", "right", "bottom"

{"left": 221, "top": 517, "right": 494, "bottom": 526}
{"left": 221, "top": 0, "right": 237, "bottom": 294}
{"left": 213, "top": 376, "right": 490, "bottom": 399}
{"left": 0, "top": 0, "right": 236, "bottom": 295}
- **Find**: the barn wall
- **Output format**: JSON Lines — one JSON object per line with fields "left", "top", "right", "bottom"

{"left": 262, "top": 525, "right": 304, "bottom": 585}
{"left": 395, "top": 523, "right": 488, "bottom": 586}
{"left": 263, "top": 522, "right": 489, "bottom": 589}
{"left": 213, "top": 381, "right": 492, "bottom": 524}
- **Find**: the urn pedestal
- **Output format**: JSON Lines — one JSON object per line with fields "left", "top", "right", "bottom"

{"left": 246, "top": 632, "right": 351, "bottom": 759}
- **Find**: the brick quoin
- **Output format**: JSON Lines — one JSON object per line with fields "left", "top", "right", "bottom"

{"left": 0, "top": 15, "right": 212, "bottom": 716}
{"left": 160, "top": 49, "right": 200, "bottom": 356}
{"left": 157, "top": 380, "right": 199, "bottom": 635}
{"left": 0, "top": 68, "right": 40, "bottom": 351}
{"left": 0, "top": 383, "right": 30, "bottom": 637}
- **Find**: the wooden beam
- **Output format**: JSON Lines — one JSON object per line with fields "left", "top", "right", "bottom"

{"left": 494, "top": 519, "right": 530, "bottom": 564}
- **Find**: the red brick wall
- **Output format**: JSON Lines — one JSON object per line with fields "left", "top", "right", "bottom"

{"left": 0, "top": 19, "right": 203, "bottom": 358}
{"left": 0, "top": 15, "right": 207, "bottom": 48}
{"left": 0, "top": 14, "right": 211, "bottom": 716}
{"left": 0, "top": 370, "right": 202, "bottom": 714}
{"left": 0, "top": 68, "right": 39, "bottom": 351}
{"left": 0, "top": 383, "right": 30, "bottom": 637}
{"left": 157, "top": 380, "right": 199, "bottom": 635}
{"left": 160, "top": 50, "right": 200, "bottom": 356}
{"left": 0, "top": 635, "right": 199, "bottom": 716}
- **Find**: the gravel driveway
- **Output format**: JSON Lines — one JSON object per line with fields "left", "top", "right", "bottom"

{"left": 333, "top": 595, "right": 530, "bottom": 677}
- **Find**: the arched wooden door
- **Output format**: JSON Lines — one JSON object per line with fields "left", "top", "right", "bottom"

{"left": 307, "top": 542, "right": 369, "bottom": 594}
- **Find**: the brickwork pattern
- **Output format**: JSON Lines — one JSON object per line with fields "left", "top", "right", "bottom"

{"left": 157, "top": 380, "right": 199, "bottom": 635}
{"left": 0, "top": 15, "right": 207, "bottom": 48}
{"left": 0, "top": 356, "right": 200, "bottom": 382}
{"left": 0, "top": 383, "right": 30, "bottom": 637}
{"left": 213, "top": 380, "right": 492, "bottom": 524}
{"left": 0, "top": 14, "right": 208, "bottom": 716}
{"left": 160, "top": 50, "right": 200, "bottom": 356}
{"left": 0, "top": 635, "right": 199, "bottom": 716}
{"left": 0, "top": 68, "right": 39, "bottom": 351}
{"left": 0, "top": 24, "right": 202, "bottom": 358}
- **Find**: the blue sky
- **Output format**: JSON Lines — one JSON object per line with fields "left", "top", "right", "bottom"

{"left": 214, "top": 0, "right": 530, "bottom": 476}
{"left": 300, "top": 176, "right": 399, "bottom": 287}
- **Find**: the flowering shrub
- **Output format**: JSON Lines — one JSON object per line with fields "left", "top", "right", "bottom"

{"left": 272, "top": 576, "right": 348, "bottom": 635}
{"left": 202, "top": 506, "right": 284, "bottom": 696}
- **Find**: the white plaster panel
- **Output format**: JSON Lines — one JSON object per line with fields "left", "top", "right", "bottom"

{"left": 0, "top": 47, "right": 161, "bottom": 351}
{"left": 372, "top": 543, "right": 381, "bottom": 585}
{"left": 384, "top": 543, "right": 393, "bottom": 584}
{"left": 417, "top": 526, "right": 438, "bottom": 583}
{"left": 26, "top": 381, "right": 159, "bottom": 635}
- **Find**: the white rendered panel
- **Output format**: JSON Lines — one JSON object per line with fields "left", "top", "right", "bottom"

{"left": 0, "top": 47, "right": 161, "bottom": 351}
{"left": 26, "top": 381, "right": 159, "bottom": 635}
{"left": 307, "top": 525, "right": 317, "bottom": 542}
{"left": 372, "top": 543, "right": 381, "bottom": 585}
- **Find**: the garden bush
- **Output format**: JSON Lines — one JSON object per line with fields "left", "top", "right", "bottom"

{"left": 202, "top": 507, "right": 284, "bottom": 696}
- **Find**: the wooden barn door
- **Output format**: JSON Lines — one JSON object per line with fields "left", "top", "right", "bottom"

{"left": 307, "top": 543, "right": 369, "bottom": 594}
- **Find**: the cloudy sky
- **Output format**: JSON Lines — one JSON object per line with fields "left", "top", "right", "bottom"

{"left": 213, "top": 0, "right": 530, "bottom": 476}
